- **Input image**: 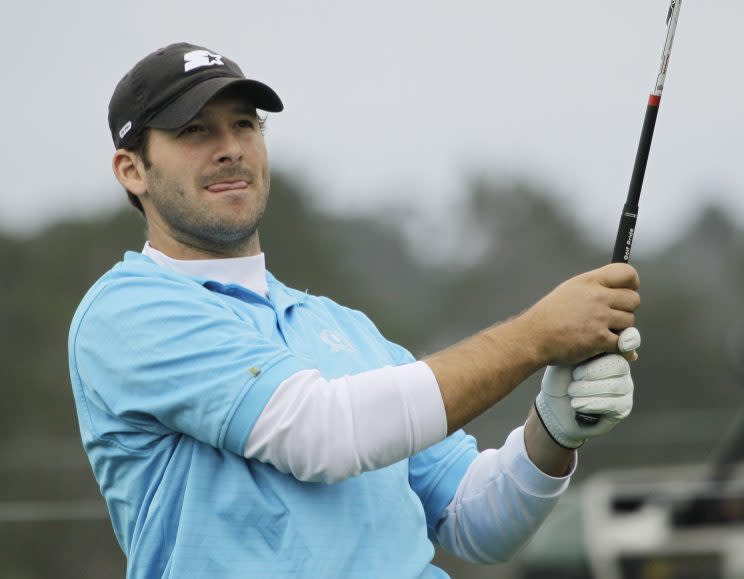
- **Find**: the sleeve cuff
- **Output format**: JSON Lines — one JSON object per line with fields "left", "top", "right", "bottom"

{"left": 501, "top": 426, "right": 576, "bottom": 498}
{"left": 396, "top": 361, "right": 448, "bottom": 450}
{"left": 221, "top": 354, "right": 314, "bottom": 455}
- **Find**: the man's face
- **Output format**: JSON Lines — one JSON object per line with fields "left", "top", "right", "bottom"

{"left": 140, "top": 89, "right": 270, "bottom": 256}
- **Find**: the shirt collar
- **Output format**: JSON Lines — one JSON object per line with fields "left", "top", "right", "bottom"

{"left": 141, "top": 242, "right": 269, "bottom": 298}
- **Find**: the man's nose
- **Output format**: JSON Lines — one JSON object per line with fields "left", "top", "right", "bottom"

{"left": 214, "top": 131, "right": 243, "bottom": 165}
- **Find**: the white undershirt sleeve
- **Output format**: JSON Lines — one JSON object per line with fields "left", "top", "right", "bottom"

{"left": 244, "top": 361, "right": 448, "bottom": 483}
{"left": 435, "top": 426, "right": 576, "bottom": 564}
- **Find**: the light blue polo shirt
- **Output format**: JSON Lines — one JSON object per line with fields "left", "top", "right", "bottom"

{"left": 68, "top": 251, "right": 478, "bottom": 578}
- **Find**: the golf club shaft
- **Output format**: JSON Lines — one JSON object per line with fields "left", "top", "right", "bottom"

{"left": 612, "top": 0, "right": 682, "bottom": 265}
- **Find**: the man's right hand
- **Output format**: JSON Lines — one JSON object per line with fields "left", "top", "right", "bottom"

{"left": 518, "top": 263, "right": 640, "bottom": 367}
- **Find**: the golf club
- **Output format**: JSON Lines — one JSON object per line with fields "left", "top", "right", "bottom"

{"left": 576, "top": 0, "right": 683, "bottom": 426}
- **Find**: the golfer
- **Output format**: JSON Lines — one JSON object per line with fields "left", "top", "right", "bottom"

{"left": 68, "top": 42, "right": 641, "bottom": 578}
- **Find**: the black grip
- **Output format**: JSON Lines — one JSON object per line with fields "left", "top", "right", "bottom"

{"left": 612, "top": 207, "right": 639, "bottom": 263}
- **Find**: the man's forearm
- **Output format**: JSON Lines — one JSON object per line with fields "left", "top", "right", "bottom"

{"left": 425, "top": 315, "right": 543, "bottom": 434}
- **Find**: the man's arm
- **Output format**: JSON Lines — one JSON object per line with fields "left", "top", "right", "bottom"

{"left": 244, "top": 263, "right": 639, "bottom": 483}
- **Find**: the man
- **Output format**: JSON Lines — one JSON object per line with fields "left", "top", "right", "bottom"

{"left": 68, "top": 42, "right": 641, "bottom": 578}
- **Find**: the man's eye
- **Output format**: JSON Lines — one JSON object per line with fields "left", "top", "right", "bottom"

{"left": 179, "top": 125, "right": 204, "bottom": 136}
{"left": 236, "top": 119, "right": 255, "bottom": 129}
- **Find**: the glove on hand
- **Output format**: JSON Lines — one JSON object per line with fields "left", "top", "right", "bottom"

{"left": 535, "top": 327, "right": 640, "bottom": 449}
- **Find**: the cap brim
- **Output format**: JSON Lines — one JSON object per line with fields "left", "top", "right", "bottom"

{"left": 147, "top": 76, "right": 283, "bottom": 129}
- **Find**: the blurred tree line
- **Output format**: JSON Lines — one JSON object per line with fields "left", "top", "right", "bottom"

{"left": 1, "top": 172, "right": 742, "bottom": 578}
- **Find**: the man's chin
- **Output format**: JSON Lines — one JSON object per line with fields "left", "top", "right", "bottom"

{"left": 197, "top": 223, "right": 261, "bottom": 252}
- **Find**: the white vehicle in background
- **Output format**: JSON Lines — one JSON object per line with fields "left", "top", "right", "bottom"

{"left": 583, "top": 463, "right": 744, "bottom": 579}
{"left": 520, "top": 460, "right": 744, "bottom": 579}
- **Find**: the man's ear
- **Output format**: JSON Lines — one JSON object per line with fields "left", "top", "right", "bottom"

{"left": 112, "top": 149, "right": 147, "bottom": 196}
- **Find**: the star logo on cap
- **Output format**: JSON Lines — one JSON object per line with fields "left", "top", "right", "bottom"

{"left": 183, "top": 49, "right": 225, "bottom": 72}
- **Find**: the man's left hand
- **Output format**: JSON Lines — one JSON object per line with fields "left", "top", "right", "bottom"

{"left": 535, "top": 328, "right": 640, "bottom": 449}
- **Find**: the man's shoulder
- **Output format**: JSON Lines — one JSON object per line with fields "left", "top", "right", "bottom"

{"left": 70, "top": 252, "right": 210, "bottom": 332}
{"left": 85, "top": 250, "right": 201, "bottom": 293}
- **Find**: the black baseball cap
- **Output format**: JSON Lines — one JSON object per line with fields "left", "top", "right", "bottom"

{"left": 108, "top": 42, "right": 283, "bottom": 149}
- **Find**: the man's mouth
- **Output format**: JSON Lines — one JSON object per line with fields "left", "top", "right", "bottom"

{"left": 205, "top": 180, "right": 250, "bottom": 193}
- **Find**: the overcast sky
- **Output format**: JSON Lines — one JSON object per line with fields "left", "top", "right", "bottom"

{"left": 3, "top": 1, "right": 741, "bottom": 254}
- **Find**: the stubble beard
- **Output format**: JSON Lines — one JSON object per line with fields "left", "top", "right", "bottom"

{"left": 145, "top": 165, "right": 268, "bottom": 256}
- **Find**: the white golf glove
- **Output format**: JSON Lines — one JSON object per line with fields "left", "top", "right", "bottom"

{"left": 535, "top": 327, "right": 641, "bottom": 449}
